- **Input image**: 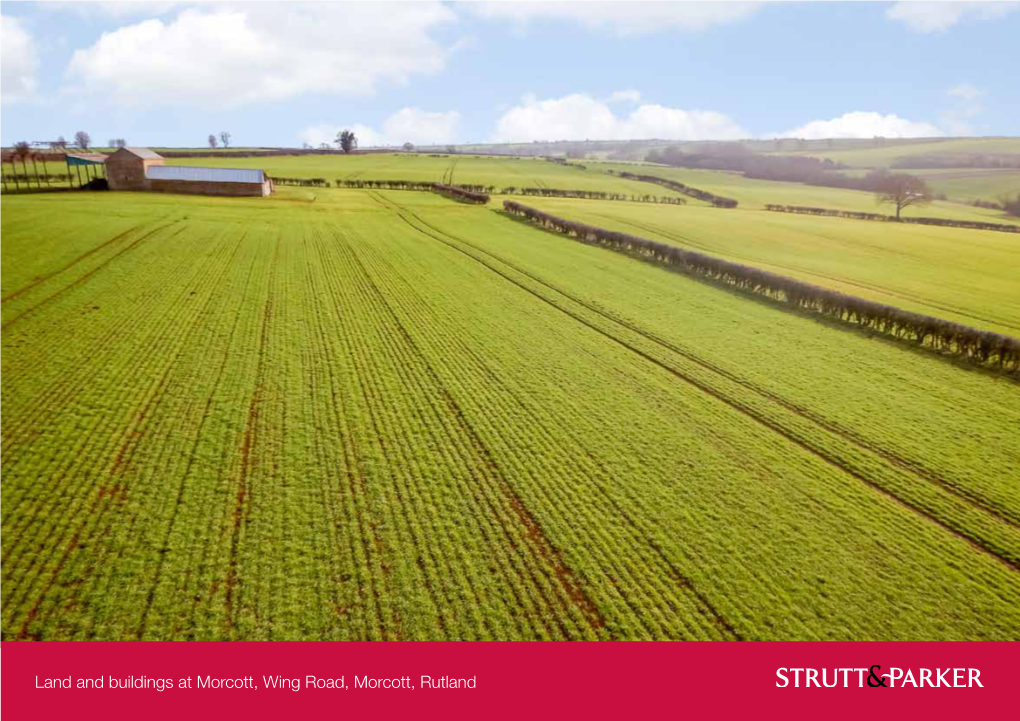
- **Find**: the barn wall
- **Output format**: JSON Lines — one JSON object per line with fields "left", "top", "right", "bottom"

{"left": 106, "top": 155, "right": 164, "bottom": 191}
{"left": 148, "top": 179, "right": 270, "bottom": 197}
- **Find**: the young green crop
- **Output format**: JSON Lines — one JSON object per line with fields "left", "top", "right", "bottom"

{"left": 2, "top": 188, "right": 1019, "bottom": 641}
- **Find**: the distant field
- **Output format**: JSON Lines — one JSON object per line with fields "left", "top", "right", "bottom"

{"left": 909, "top": 168, "right": 1020, "bottom": 203}
{"left": 773, "top": 137, "right": 1020, "bottom": 169}
{"left": 3, "top": 186, "right": 1019, "bottom": 640}
{"left": 585, "top": 161, "right": 1013, "bottom": 221}
{"left": 166, "top": 153, "right": 691, "bottom": 198}
{"left": 505, "top": 197, "right": 1020, "bottom": 334}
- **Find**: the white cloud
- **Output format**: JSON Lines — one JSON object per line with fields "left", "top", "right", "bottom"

{"left": 300, "top": 108, "right": 461, "bottom": 148}
{"left": 607, "top": 89, "right": 641, "bottom": 104}
{"left": 947, "top": 82, "right": 983, "bottom": 102}
{"left": 492, "top": 93, "right": 746, "bottom": 142}
{"left": 886, "top": 1, "right": 1018, "bottom": 33}
{"left": 45, "top": 2, "right": 184, "bottom": 20}
{"left": 942, "top": 83, "right": 985, "bottom": 135}
{"left": 777, "top": 112, "right": 943, "bottom": 140}
{"left": 2, "top": 15, "right": 40, "bottom": 103}
{"left": 65, "top": 3, "right": 459, "bottom": 107}
{"left": 470, "top": 2, "right": 760, "bottom": 36}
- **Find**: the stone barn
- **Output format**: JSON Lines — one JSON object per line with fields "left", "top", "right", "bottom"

{"left": 104, "top": 148, "right": 273, "bottom": 197}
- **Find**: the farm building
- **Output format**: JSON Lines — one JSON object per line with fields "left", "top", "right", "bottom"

{"left": 105, "top": 148, "right": 273, "bottom": 197}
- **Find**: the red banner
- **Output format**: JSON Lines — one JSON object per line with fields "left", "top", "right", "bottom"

{"left": 2, "top": 642, "right": 1016, "bottom": 719}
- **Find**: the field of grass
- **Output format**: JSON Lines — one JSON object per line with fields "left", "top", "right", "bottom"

{"left": 504, "top": 197, "right": 1020, "bottom": 334}
{"left": 773, "top": 137, "right": 1020, "bottom": 168}
{"left": 2, "top": 186, "right": 1019, "bottom": 641}
{"left": 585, "top": 161, "right": 1014, "bottom": 221}
{"left": 165, "top": 153, "right": 690, "bottom": 198}
{"left": 908, "top": 168, "right": 1020, "bottom": 204}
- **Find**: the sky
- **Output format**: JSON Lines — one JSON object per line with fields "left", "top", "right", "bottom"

{"left": 1, "top": 1, "right": 1018, "bottom": 147}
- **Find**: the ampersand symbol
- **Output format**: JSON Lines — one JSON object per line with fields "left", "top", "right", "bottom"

{"left": 867, "top": 665, "right": 888, "bottom": 687}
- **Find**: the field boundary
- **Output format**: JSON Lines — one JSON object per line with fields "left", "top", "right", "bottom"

{"left": 502, "top": 201, "right": 1020, "bottom": 374}
{"left": 607, "top": 170, "right": 739, "bottom": 208}
{"left": 764, "top": 204, "right": 1020, "bottom": 233}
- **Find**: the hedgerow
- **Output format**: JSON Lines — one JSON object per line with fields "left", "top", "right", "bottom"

{"left": 609, "top": 170, "right": 739, "bottom": 208}
{"left": 503, "top": 200, "right": 1020, "bottom": 372}
{"left": 335, "top": 179, "right": 436, "bottom": 191}
{"left": 764, "top": 204, "right": 1020, "bottom": 234}
{"left": 505, "top": 187, "right": 685, "bottom": 205}
{"left": 434, "top": 183, "right": 490, "bottom": 204}
{"left": 273, "top": 176, "right": 330, "bottom": 187}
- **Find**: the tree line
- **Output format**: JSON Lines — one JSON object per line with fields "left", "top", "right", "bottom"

{"left": 502, "top": 200, "right": 1020, "bottom": 373}
{"left": 764, "top": 205, "right": 1020, "bottom": 233}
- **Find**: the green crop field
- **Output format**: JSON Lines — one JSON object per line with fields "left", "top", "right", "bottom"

{"left": 503, "top": 196, "right": 1020, "bottom": 334}
{"left": 3, "top": 184, "right": 1020, "bottom": 641}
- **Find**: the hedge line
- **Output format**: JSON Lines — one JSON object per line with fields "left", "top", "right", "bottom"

{"left": 335, "top": 178, "right": 436, "bottom": 191}
{"left": 434, "top": 183, "right": 490, "bottom": 204}
{"left": 505, "top": 187, "right": 685, "bottom": 205}
{"left": 609, "top": 170, "right": 739, "bottom": 208}
{"left": 274, "top": 176, "right": 330, "bottom": 187}
{"left": 287, "top": 177, "right": 686, "bottom": 205}
{"left": 764, "top": 204, "right": 1020, "bottom": 234}
{"left": 1, "top": 172, "right": 73, "bottom": 182}
{"left": 503, "top": 200, "right": 1020, "bottom": 372}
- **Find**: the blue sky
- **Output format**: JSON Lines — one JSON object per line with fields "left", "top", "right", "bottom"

{"left": 2, "top": 1, "right": 1018, "bottom": 147}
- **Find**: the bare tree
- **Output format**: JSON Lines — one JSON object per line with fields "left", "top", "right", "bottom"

{"left": 220, "top": 131, "right": 231, "bottom": 148}
{"left": 208, "top": 134, "right": 218, "bottom": 149}
{"left": 402, "top": 142, "right": 415, "bottom": 152}
{"left": 52, "top": 136, "right": 68, "bottom": 151}
{"left": 875, "top": 173, "right": 933, "bottom": 219}
{"left": 74, "top": 131, "right": 91, "bottom": 151}
{"left": 336, "top": 129, "right": 357, "bottom": 154}
{"left": 446, "top": 145, "right": 456, "bottom": 154}
{"left": 13, "top": 141, "right": 32, "bottom": 184}
{"left": 318, "top": 142, "right": 331, "bottom": 150}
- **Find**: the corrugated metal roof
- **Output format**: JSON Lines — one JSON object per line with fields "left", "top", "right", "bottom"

{"left": 146, "top": 165, "right": 265, "bottom": 184}
{"left": 123, "top": 147, "right": 164, "bottom": 160}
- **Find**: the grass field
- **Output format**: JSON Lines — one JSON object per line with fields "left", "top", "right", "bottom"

{"left": 3, "top": 186, "right": 1019, "bottom": 641}
{"left": 504, "top": 196, "right": 1020, "bottom": 334}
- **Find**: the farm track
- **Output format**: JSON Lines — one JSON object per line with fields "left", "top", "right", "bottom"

{"left": 530, "top": 212, "right": 1020, "bottom": 525}
{"left": 0, "top": 221, "right": 184, "bottom": 331}
{"left": 374, "top": 194, "right": 1020, "bottom": 577}
{"left": 339, "top": 235, "right": 605, "bottom": 639}
{"left": 363, "top": 194, "right": 743, "bottom": 637}
{"left": 597, "top": 213, "right": 1020, "bottom": 335}
{"left": 0, "top": 224, "right": 144, "bottom": 304}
